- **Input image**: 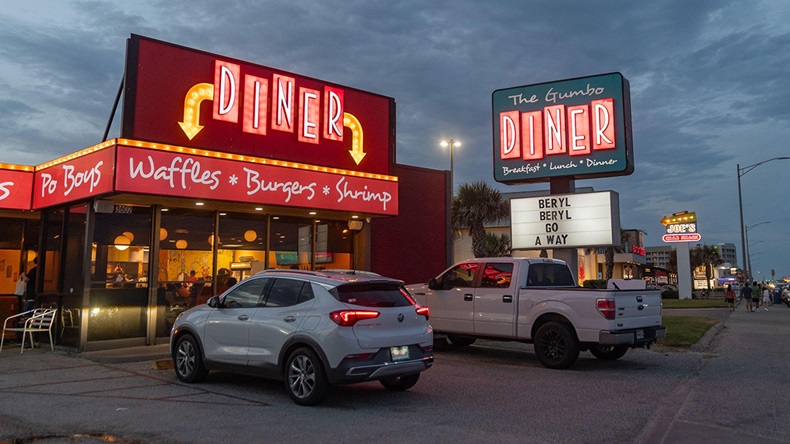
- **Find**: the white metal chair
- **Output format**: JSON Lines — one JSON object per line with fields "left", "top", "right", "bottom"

{"left": 1, "top": 308, "right": 58, "bottom": 354}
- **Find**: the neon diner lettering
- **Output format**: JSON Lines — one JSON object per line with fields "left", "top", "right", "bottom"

{"left": 212, "top": 60, "right": 344, "bottom": 145}
{"left": 499, "top": 97, "right": 615, "bottom": 162}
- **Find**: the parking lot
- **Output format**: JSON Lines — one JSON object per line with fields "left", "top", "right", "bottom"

{"left": 1, "top": 307, "right": 789, "bottom": 443}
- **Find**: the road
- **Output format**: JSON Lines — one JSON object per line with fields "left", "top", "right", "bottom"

{"left": 0, "top": 305, "right": 788, "bottom": 443}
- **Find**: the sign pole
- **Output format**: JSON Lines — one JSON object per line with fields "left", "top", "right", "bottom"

{"left": 676, "top": 242, "right": 692, "bottom": 299}
{"left": 550, "top": 177, "right": 578, "bottom": 284}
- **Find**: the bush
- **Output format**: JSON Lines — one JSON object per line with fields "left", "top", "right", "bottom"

{"left": 661, "top": 290, "right": 679, "bottom": 299}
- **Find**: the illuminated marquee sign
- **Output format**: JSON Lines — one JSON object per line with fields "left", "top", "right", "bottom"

{"left": 510, "top": 191, "right": 620, "bottom": 249}
{"left": 0, "top": 165, "right": 34, "bottom": 210}
{"left": 32, "top": 147, "right": 115, "bottom": 210}
{"left": 122, "top": 34, "right": 394, "bottom": 176}
{"left": 661, "top": 211, "right": 700, "bottom": 243}
{"left": 492, "top": 73, "right": 633, "bottom": 184}
{"left": 114, "top": 143, "right": 398, "bottom": 216}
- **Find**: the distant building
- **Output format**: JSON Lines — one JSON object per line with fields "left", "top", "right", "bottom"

{"left": 645, "top": 245, "right": 673, "bottom": 269}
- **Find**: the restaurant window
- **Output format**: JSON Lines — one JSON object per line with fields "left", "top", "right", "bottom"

{"left": 269, "top": 217, "right": 352, "bottom": 271}
{"left": 157, "top": 208, "right": 215, "bottom": 335}
{"left": 88, "top": 204, "right": 151, "bottom": 342}
{"left": 0, "top": 218, "right": 24, "bottom": 298}
{"left": 216, "top": 212, "right": 268, "bottom": 292}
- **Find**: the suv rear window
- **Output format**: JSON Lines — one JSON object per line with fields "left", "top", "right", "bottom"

{"left": 331, "top": 283, "right": 412, "bottom": 308}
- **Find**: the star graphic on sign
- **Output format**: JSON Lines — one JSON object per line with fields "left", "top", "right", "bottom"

{"left": 229, "top": 174, "right": 238, "bottom": 185}
{"left": 323, "top": 185, "right": 330, "bottom": 195}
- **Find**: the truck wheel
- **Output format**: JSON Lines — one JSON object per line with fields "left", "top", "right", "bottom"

{"left": 534, "top": 322, "right": 579, "bottom": 369}
{"left": 284, "top": 347, "right": 330, "bottom": 406}
{"left": 447, "top": 335, "right": 476, "bottom": 347}
{"left": 589, "top": 344, "right": 628, "bottom": 361}
{"left": 380, "top": 373, "right": 420, "bottom": 391}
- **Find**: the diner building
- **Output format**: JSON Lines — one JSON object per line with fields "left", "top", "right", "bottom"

{"left": 0, "top": 35, "right": 449, "bottom": 351}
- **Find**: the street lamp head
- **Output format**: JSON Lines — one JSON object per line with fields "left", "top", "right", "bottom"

{"left": 441, "top": 139, "right": 461, "bottom": 148}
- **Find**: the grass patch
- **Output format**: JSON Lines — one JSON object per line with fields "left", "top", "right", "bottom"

{"left": 661, "top": 299, "right": 728, "bottom": 309}
{"left": 658, "top": 316, "right": 718, "bottom": 347}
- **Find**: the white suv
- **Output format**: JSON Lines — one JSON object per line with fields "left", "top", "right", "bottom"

{"left": 170, "top": 270, "right": 433, "bottom": 405}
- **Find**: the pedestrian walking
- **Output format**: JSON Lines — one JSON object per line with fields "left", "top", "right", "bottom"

{"left": 751, "top": 282, "right": 761, "bottom": 312}
{"left": 725, "top": 284, "right": 736, "bottom": 312}
{"left": 741, "top": 282, "right": 752, "bottom": 312}
{"left": 763, "top": 285, "right": 771, "bottom": 311}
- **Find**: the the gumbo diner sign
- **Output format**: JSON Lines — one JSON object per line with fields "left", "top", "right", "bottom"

{"left": 492, "top": 73, "right": 634, "bottom": 184}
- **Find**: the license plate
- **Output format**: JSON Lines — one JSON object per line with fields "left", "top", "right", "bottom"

{"left": 390, "top": 346, "right": 410, "bottom": 362}
{"left": 636, "top": 329, "right": 644, "bottom": 340}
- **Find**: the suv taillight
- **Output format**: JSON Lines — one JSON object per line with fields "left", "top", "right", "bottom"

{"left": 330, "top": 310, "right": 380, "bottom": 326}
{"left": 596, "top": 299, "right": 616, "bottom": 320}
{"left": 416, "top": 305, "right": 430, "bottom": 320}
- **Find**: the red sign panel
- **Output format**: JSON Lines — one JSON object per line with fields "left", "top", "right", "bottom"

{"left": 114, "top": 145, "right": 397, "bottom": 216}
{"left": 663, "top": 233, "right": 702, "bottom": 243}
{"left": 32, "top": 148, "right": 116, "bottom": 210}
{"left": 122, "top": 34, "right": 394, "bottom": 176}
{"left": 0, "top": 168, "right": 34, "bottom": 210}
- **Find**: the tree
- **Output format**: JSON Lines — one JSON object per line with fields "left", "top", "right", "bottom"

{"left": 604, "top": 247, "right": 614, "bottom": 280}
{"left": 691, "top": 244, "right": 722, "bottom": 297}
{"left": 484, "top": 233, "right": 512, "bottom": 257}
{"left": 452, "top": 182, "right": 509, "bottom": 258}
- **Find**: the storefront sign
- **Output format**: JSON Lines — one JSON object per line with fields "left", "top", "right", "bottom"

{"left": 114, "top": 144, "right": 398, "bottom": 215}
{"left": 32, "top": 148, "right": 116, "bottom": 210}
{"left": 492, "top": 73, "right": 633, "bottom": 184}
{"left": 662, "top": 233, "right": 702, "bottom": 242}
{"left": 0, "top": 167, "right": 34, "bottom": 210}
{"left": 510, "top": 191, "right": 620, "bottom": 249}
{"left": 660, "top": 211, "right": 699, "bottom": 243}
{"left": 122, "top": 34, "right": 394, "bottom": 176}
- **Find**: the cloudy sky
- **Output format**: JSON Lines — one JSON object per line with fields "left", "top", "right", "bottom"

{"left": 1, "top": 1, "right": 789, "bottom": 279}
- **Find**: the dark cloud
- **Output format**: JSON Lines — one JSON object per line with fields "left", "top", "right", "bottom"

{"left": 0, "top": 0, "right": 788, "bottom": 276}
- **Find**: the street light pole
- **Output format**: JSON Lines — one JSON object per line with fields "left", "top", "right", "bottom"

{"left": 441, "top": 139, "right": 461, "bottom": 266}
{"left": 745, "top": 222, "right": 770, "bottom": 281}
{"left": 736, "top": 157, "right": 789, "bottom": 282}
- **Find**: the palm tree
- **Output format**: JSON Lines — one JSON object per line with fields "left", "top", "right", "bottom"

{"left": 691, "top": 244, "right": 722, "bottom": 297}
{"left": 484, "top": 233, "right": 512, "bottom": 257}
{"left": 604, "top": 247, "right": 614, "bottom": 280}
{"left": 452, "top": 182, "right": 509, "bottom": 258}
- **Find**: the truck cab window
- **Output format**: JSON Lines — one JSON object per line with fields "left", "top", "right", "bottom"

{"left": 527, "top": 263, "right": 575, "bottom": 287}
{"left": 480, "top": 263, "right": 513, "bottom": 288}
{"left": 440, "top": 263, "right": 478, "bottom": 289}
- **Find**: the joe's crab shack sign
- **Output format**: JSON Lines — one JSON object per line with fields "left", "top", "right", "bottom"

{"left": 492, "top": 73, "right": 634, "bottom": 184}
{"left": 31, "top": 35, "right": 397, "bottom": 215}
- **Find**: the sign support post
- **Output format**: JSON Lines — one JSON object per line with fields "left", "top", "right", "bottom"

{"left": 550, "top": 177, "right": 578, "bottom": 284}
{"left": 676, "top": 242, "right": 692, "bottom": 299}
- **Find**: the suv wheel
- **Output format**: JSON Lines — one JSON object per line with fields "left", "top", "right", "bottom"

{"left": 285, "top": 348, "right": 329, "bottom": 406}
{"left": 379, "top": 373, "right": 420, "bottom": 391}
{"left": 534, "top": 321, "right": 580, "bottom": 369}
{"left": 174, "top": 334, "right": 208, "bottom": 383}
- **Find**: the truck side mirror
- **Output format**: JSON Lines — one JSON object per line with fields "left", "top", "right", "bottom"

{"left": 428, "top": 278, "right": 439, "bottom": 290}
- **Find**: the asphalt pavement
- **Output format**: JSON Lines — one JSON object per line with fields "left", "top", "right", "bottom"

{"left": 0, "top": 302, "right": 788, "bottom": 443}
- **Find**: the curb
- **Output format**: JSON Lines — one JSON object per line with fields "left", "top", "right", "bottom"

{"left": 690, "top": 310, "right": 731, "bottom": 352}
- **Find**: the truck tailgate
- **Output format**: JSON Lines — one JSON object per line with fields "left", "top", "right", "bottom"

{"left": 614, "top": 290, "right": 662, "bottom": 329}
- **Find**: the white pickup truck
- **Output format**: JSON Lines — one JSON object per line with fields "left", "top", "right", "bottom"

{"left": 407, "top": 257, "right": 665, "bottom": 369}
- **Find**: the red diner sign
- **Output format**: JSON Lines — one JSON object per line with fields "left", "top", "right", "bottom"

{"left": 32, "top": 148, "right": 116, "bottom": 210}
{"left": 0, "top": 168, "right": 34, "bottom": 210}
{"left": 122, "top": 35, "right": 394, "bottom": 176}
{"left": 114, "top": 145, "right": 398, "bottom": 216}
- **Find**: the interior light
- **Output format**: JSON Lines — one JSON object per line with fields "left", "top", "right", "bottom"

{"left": 114, "top": 235, "right": 131, "bottom": 251}
{"left": 196, "top": 202, "right": 204, "bottom": 206}
{"left": 255, "top": 207, "right": 263, "bottom": 211}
